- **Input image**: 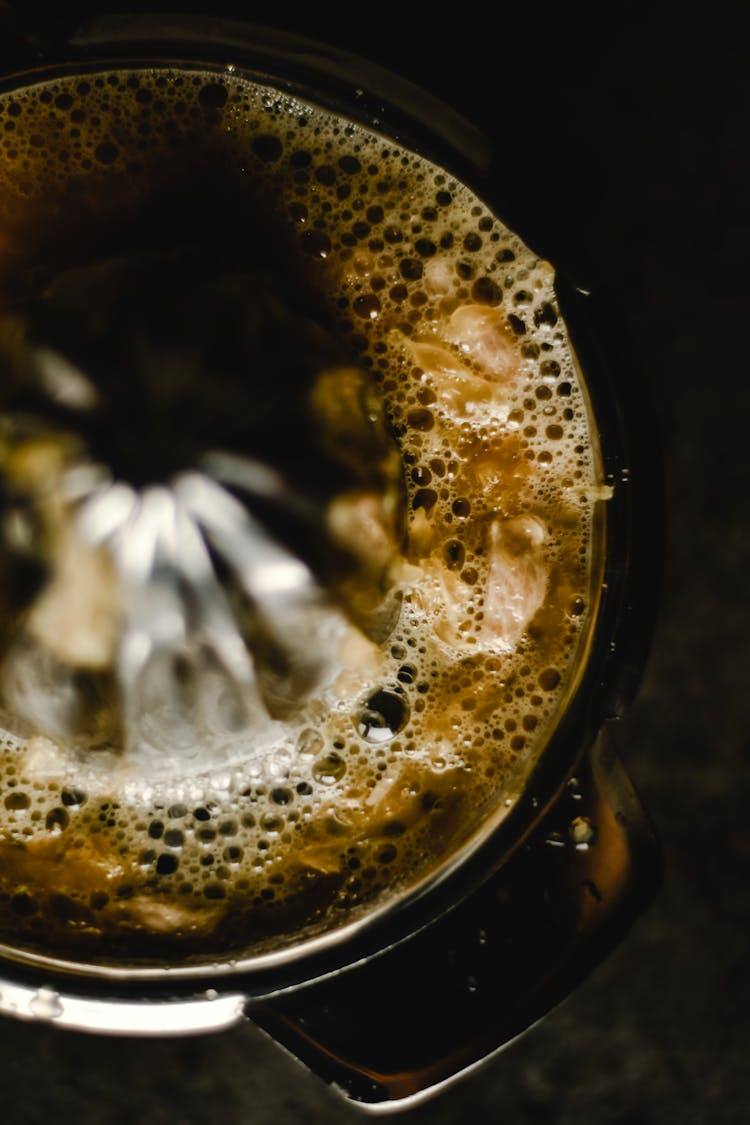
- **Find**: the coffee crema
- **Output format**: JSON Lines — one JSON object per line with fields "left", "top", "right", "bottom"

{"left": 0, "top": 65, "right": 607, "bottom": 967}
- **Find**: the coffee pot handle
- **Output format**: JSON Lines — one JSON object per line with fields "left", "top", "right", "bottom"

{"left": 248, "top": 722, "right": 661, "bottom": 1110}
{"left": 0, "top": 978, "right": 248, "bottom": 1036}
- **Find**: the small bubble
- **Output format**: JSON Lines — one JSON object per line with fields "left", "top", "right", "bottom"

{"left": 156, "top": 853, "right": 179, "bottom": 875}
{"left": 297, "top": 729, "right": 323, "bottom": 757}
{"left": 338, "top": 154, "right": 361, "bottom": 174}
{"left": 539, "top": 668, "right": 561, "bottom": 691}
{"left": 358, "top": 690, "right": 408, "bottom": 743}
{"left": 472, "top": 276, "right": 502, "bottom": 304}
{"left": 406, "top": 407, "right": 434, "bottom": 432}
{"left": 415, "top": 238, "right": 436, "bottom": 257}
{"left": 45, "top": 808, "right": 69, "bottom": 834}
{"left": 397, "top": 664, "right": 417, "bottom": 685}
{"left": 312, "top": 752, "right": 347, "bottom": 786}
{"left": 354, "top": 293, "right": 381, "bottom": 320}
{"left": 413, "top": 487, "right": 437, "bottom": 511}
{"left": 252, "top": 134, "right": 282, "bottom": 161}
{"left": 399, "top": 258, "right": 423, "bottom": 280}
{"left": 198, "top": 82, "right": 228, "bottom": 110}
{"left": 94, "top": 141, "right": 118, "bottom": 164}
{"left": 534, "top": 302, "right": 558, "bottom": 327}
{"left": 61, "top": 788, "right": 87, "bottom": 809}
{"left": 4, "top": 792, "right": 30, "bottom": 810}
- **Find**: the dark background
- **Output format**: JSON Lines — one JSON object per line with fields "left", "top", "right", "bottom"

{"left": 0, "top": 5, "right": 748, "bottom": 1123}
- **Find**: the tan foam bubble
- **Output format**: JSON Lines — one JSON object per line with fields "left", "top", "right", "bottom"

{"left": 0, "top": 66, "right": 606, "bottom": 963}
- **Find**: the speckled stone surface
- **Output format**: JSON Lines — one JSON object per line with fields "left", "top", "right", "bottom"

{"left": 0, "top": 7, "right": 748, "bottom": 1123}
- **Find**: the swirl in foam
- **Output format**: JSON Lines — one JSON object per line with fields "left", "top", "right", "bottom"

{"left": 0, "top": 66, "right": 607, "bottom": 965}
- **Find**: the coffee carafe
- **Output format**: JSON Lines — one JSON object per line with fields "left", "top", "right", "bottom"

{"left": 0, "top": 9, "right": 662, "bottom": 1110}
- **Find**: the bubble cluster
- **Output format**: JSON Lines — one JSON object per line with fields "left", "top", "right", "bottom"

{"left": 0, "top": 66, "right": 606, "bottom": 965}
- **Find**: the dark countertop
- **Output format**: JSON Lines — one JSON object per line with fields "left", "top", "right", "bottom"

{"left": 1, "top": 8, "right": 748, "bottom": 1123}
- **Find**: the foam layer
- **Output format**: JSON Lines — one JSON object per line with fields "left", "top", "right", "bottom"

{"left": 0, "top": 66, "right": 607, "bottom": 965}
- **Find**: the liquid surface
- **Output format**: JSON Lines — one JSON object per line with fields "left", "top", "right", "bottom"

{"left": 0, "top": 65, "right": 607, "bottom": 968}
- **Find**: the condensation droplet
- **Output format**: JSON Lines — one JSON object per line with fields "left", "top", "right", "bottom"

{"left": 570, "top": 815, "right": 596, "bottom": 849}
{"left": 566, "top": 776, "right": 582, "bottom": 800}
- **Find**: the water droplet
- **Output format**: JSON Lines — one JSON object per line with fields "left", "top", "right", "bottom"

{"left": 545, "top": 830, "right": 566, "bottom": 848}
{"left": 566, "top": 776, "right": 582, "bottom": 800}
{"left": 467, "top": 975, "right": 478, "bottom": 993}
{"left": 29, "top": 988, "right": 63, "bottom": 1020}
{"left": 570, "top": 815, "right": 596, "bottom": 849}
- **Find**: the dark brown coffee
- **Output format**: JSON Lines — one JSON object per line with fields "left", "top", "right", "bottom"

{"left": 0, "top": 65, "right": 607, "bottom": 968}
